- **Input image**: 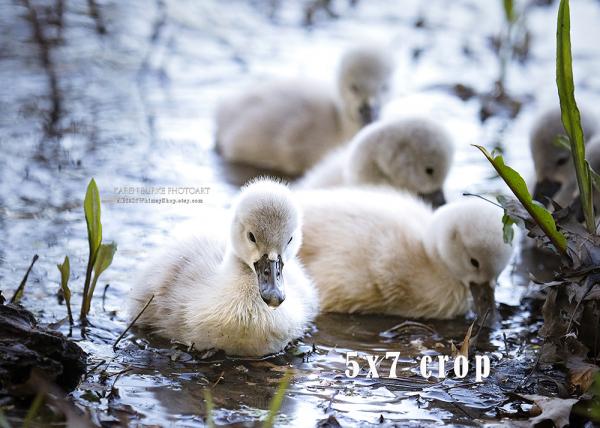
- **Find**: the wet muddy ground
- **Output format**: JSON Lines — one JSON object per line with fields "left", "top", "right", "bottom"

{"left": 2, "top": 0, "right": 600, "bottom": 426}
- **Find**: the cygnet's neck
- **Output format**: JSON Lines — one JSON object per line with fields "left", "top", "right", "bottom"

{"left": 422, "top": 226, "right": 464, "bottom": 287}
{"left": 334, "top": 98, "right": 362, "bottom": 140}
{"left": 221, "top": 247, "right": 257, "bottom": 296}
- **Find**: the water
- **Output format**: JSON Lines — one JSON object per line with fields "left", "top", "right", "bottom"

{"left": 1, "top": 0, "right": 599, "bottom": 425}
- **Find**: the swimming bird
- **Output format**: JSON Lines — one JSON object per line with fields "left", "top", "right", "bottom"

{"left": 530, "top": 107, "right": 597, "bottom": 205}
{"left": 215, "top": 45, "right": 394, "bottom": 175}
{"left": 296, "top": 117, "right": 454, "bottom": 207}
{"left": 129, "top": 179, "right": 318, "bottom": 357}
{"left": 297, "top": 188, "right": 513, "bottom": 319}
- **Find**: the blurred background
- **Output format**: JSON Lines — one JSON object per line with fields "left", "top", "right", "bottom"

{"left": 1, "top": 0, "right": 600, "bottom": 425}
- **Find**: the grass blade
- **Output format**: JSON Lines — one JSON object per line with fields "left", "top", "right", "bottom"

{"left": 57, "top": 255, "right": 73, "bottom": 325}
{"left": 203, "top": 389, "right": 215, "bottom": 428}
{"left": 10, "top": 254, "right": 39, "bottom": 304}
{"left": 22, "top": 391, "right": 45, "bottom": 428}
{"left": 474, "top": 145, "right": 567, "bottom": 254}
{"left": 0, "top": 408, "right": 11, "bottom": 428}
{"left": 556, "top": 0, "right": 595, "bottom": 232}
{"left": 262, "top": 370, "right": 292, "bottom": 428}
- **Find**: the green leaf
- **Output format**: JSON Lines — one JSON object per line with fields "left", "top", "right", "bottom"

{"left": 84, "top": 178, "right": 102, "bottom": 262}
{"left": 93, "top": 242, "right": 117, "bottom": 279}
{"left": 57, "top": 256, "right": 73, "bottom": 325}
{"left": 475, "top": 145, "right": 567, "bottom": 254}
{"left": 502, "top": 214, "right": 515, "bottom": 245}
{"left": 556, "top": 0, "right": 595, "bottom": 233}
{"left": 83, "top": 242, "right": 117, "bottom": 317}
{"left": 262, "top": 370, "right": 292, "bottom": 428}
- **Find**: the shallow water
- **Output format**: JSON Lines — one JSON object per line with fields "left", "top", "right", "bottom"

{"left": 1, "top": 0, "right": 600, "bottom": 426}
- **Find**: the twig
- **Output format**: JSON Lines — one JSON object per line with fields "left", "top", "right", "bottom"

{"left": 102, "top": 283, "right": 110, "bottom": 312}
{"left": 503, "top": 332, "right": 510, "bottom": 358}
{"left": 86, "top": 0, "right": 107, "bottom": 34}
{"left": 212, "top": 370, "right": 225, "bottom": 388}
{"left": 84, "top": 359, "right": 107, "bottom": 378}
{"left": 513, "top": 340, "right": 546, "bottom": 392}
{"left": 113, "top": 295, "right": 154, "bottom": 351}
{"left": 381, "top": 320, "right": 437, "bottom": 337}
{"left": 11, "top": 254, "right": 39, "bottom": 303}
{"left": 462, "top": 192, "right": 503, "bottom": 208}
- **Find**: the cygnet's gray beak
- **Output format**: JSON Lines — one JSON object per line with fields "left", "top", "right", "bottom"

{"left": 469, "top": 281, "right": 498, "bottom": 326}
{"left": 532, "top": 178, "right": 561, "bottom": 205}
{"left": 358, "top": 102, "right": 377, "bottom": 125}
{"left": 419, "top": 189, "right": 446, "bottom": 208}
{"left": 255, "top": 254, "right": 285, "bottom": 307}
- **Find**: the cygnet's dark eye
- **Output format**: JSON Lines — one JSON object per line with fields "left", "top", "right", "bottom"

{"left": 425, "top": 167, "right": 434, "bottom": 175}
{"left": 556, "top": 157, "right": 569, "bottom": 167}
{"left": 288, "top": 236, "right": 293, "bottom": 245}
{"left": 470, "top": 258, "right": 480, "bottom": 269}
{"left": 248, "top": 232, "right": 256, "bottom": 243}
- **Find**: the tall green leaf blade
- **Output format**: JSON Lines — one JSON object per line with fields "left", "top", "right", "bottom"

{"left": 556, "top": 0, "right": 595, "bottom": 232}
{"left": 475, "top": 145, "right": 567, "bottom": 253}
{"left": 84, "top": 178, "right": 102, "bottom": 260}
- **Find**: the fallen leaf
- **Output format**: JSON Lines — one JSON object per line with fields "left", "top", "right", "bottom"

{"left": 519, "top": 394, "right": 578, "bottom": 428}
{"left": 459, "top": 320, "right": 475, "bottom": 359}
{"left": 567, "top": 358, "right": 599, "bottom": 392}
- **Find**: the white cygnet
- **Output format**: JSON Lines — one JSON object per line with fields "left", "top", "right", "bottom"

{"left": 296, "top": 118, "right": 454, "bottom": 206}
{"left": 215, "top": 45, "right": 394, "bottom": 175}
{"left": 296, "top": 188, "right": 513, "bottom": 319}
{"left": 129, "top": 179, "right": 318, "bottom": 357}
{"left": 530, "top": 107, "right": 597, "bottom": 205}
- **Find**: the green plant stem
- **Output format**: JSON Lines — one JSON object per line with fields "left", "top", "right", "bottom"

{"left": 80, "top": 256, "right": 94, "bottom": 321}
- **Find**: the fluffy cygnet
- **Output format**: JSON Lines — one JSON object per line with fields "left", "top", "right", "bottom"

{"left": 296, "top": 188, "right": 513, "bottom": 319}
{"left": 215, "top": 45, "right": 394, "bottom": 175}
{"left": 129, "top": 179, "right": 318, "bottom": 357}
{"left": 296, "top": 118, "right": 454, "bottom": 206}
{"left": 530, "top": 107, "right": 597, "bottom": 205}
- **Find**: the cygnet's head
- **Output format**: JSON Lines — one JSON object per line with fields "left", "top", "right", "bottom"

{"left": 530, "top": 107, "right": 597, "bottom": 204}
{"left": 337, "top": 45, "right": 394, "bottom": 126}
{"left": 429, "top": 199, "right": 513, "bottom": 316}
{"left": 230, "top": 179, "right": 302, "bottom": 307}
{"left": 346, "top": 118, "right": 454, "bottom": 207}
